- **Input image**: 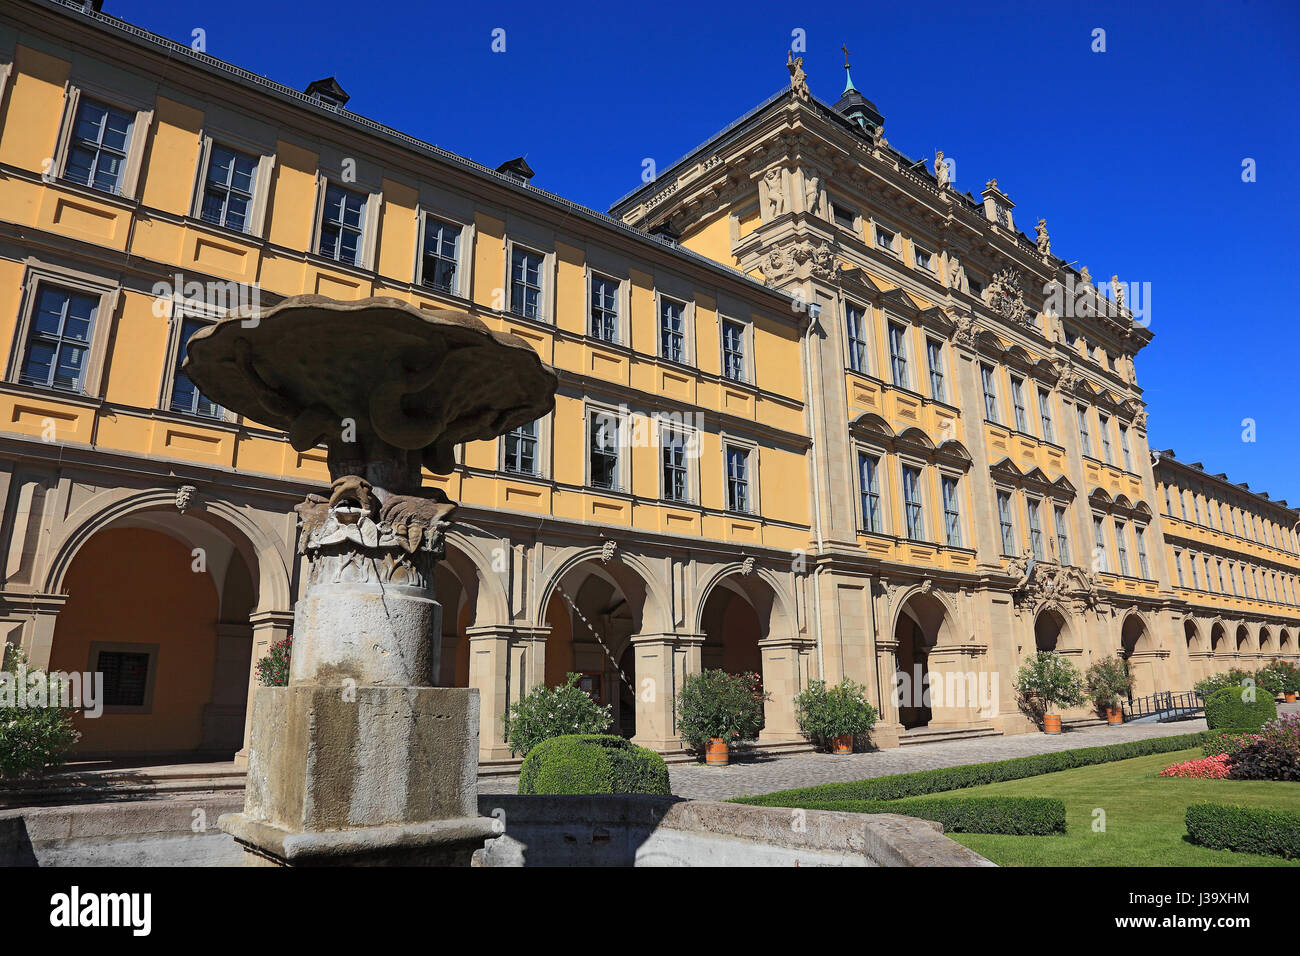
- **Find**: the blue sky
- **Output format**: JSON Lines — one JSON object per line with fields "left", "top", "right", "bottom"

{"left": 113, "top": 0, "right": 1300, "bottom": 503}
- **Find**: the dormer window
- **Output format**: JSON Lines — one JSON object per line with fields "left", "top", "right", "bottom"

{"left": 304, "top": 77, "right": 350, "bottom": 110}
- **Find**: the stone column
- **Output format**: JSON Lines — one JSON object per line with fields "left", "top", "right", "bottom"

{"left": 466, "top": 623, "right": 549, "bottom": 761}
{"left": 234, "top": 609, "right": 292, "bottom": 768}
{"left": 11, "top": 593, "right": 67, "bottom": 670}
{"left": 631, "top": 631, "right": 702, "bottom": 751}
{"left": 202, "top": 621, "right": 254, "bottom": 752}
{"left": 757, "top": 636, "right": 814, "bottom": 741}
{"left": 871, "top": 637, "right": 903, "bottom": 749}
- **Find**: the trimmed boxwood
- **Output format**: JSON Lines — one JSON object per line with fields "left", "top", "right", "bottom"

{"left": 1204, "top": 686, "right": 1276, "bottom": 732}
{"left": 795, "top": 796, "right": 1065, "bottom": 835}
{"left": 1185, "top": 803, "right": 1300, "bottom": 859}
{"left": 517, "top": 734, "right": 670, "bottom": 796}
{"left": 733, "top": 730, "right": 1235, "bottom": 806}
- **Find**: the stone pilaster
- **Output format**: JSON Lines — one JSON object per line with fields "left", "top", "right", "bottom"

{"left": 631, "top": 631, "right": 702, "bottom": 751}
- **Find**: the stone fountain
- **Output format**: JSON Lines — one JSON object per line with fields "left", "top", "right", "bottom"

{"left": 185, "top": 295, "right": 557, "bottom": 866}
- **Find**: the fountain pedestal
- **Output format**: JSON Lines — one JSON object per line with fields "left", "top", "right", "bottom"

{"left": 185, "top": 295, "right": 557, "bottom": 867}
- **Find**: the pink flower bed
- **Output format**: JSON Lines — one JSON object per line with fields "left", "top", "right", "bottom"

{"left": 1159, "top": 753, "right": 1231, "bottom": 779}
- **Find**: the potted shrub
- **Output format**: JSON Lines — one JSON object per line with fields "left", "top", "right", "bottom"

{"left": 676, "top": 669, "right": 767, "bottom": 766}
{"left": 793, "top": 678, "right": 878, "bottom": 753}
{"left": 1085, "top": 656, "right": 1133, "bottom": 726}
{"left": 504, "top": 673, "right": 613, "bottom": 757}
{"left": 0, "top": 645, "right": 81, "bottom": 779}
{"left": 255, "top": 635, "right": 292, "bottom": 687}
{"left": 1257, "top": 660, "right": 1300, "bottom": 703}
{"left": 1014, "top": 651, "right": 1085, "bottom": 734}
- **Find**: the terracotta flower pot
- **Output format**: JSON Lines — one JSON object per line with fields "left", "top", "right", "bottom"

{"left": 705, "top": 737, "right": 730, "bottom": 767}
{"left": 1042, "top": 714, "right": 1062, "bottom": 735}
{"left": 1286, "top": 692, "right": 1296, "bottom": 703}
{"left": 1107, "top": 707, "right": 1123, "bottom": 726}
{"left": 832, "top": 733, "right": 853, "bottom": 754}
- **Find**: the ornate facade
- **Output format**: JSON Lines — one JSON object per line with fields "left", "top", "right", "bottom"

{"left": 0, "top": 1, "right": 1294, "bottom": 763}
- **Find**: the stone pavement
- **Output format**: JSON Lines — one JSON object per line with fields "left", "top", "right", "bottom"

{"left": 477, "top": 718, "right": 1213, "bottom": 800}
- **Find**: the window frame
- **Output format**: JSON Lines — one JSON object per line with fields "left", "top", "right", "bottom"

{"left": 418, "top": 212, "right": 469, "bottom": 297}
{"left": 940, "top": 470, "right": 963, "bottom": 547}
{"left": 501, "top": 417, "right": 545, "bottom": 478}
{"left": 1010, "top": 374, "right": 1030, "bottom": 434}
{"left": 53, "top": 87, "right": 152, "bottom": 200}
{"left": 6, "top": 263, "right": 119, "bottom": 400}
{"left": 1026, "top": 495, "right": 1045, "bottom": 560}
{"left": 586, "top": 406, "right": 625, "bottom": 493}
{"left": 980, "top": 363, "right": 1000, "bottom": 423}
{"left": 588, "top": 270, "right": 623, "bottom": 345}
{"left": 858, "top": 447, "right": 885, "bottom": 534}
{"left": 1053, "top": 503, "right": 1071, "bottom": 565}
{"left": 723, "top": 440, "right": 758, "bottom": 515}
{"left": 720, "top": 316, "right": 749, "bottom": 383}
{"left": 845, "top": 300, "right": 871, "bottom": 374}
{"left": 1037, "top": 387, "right": 1055, "bottom": 443}
{"left": 656, "top": 292, "right": 692, "bottom": 366}
{"left": 925, "top": 337, "right": 946, "bottom": 402}
{"left": 659, "top": 422, "right": 696, "bottom": 505}
{"left": 507, "top": 241, "right": 549, "bottom": 323}
{"left": 996, "top": 488, "right": 1016, "bottom": 556}
{"left": 157, "top": 298, "right": 231, "bottom": 422}
{"left": 89, "top": 641, "right": 160, "bottom": 715}
{"left": 887, "top": 319, "right": 911, "bottom": 390}
{"left": 313, "top": 178, "right": 376, "bottom": 269}
{"left": 900, "top": 460, "right": 927, "bottom": 542}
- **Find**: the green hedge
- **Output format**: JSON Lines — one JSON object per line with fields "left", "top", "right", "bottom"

{"left": 794, "top": 796, "right": 1065, "bottom": 835}
{"left": 1185, "top": 803, "right": 1300, "bottom": 860}
{"left": 517, "top": 734, "right": 670, "bottom": 796}
{"left": 734, "top": 731, "right": 1232, "bottom": 806}
{"left": 1204, "top": 686, "right": 1276, "bottom": 732}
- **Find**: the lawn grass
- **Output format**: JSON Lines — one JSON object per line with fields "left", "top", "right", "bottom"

{"left": 943, "top": 748, "right": 1300, "bottom": 867}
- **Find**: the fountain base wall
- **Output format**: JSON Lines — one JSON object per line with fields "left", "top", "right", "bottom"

{"left": 219, "top": 685, "right": 494, "bottom": 866}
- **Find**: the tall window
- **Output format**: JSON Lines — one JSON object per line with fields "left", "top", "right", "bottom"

{"left": 169, "top": 317, "right": 221, "bottom": 417}
{"left": 20, "top": 286, "right": 97, "bottom": 392}
{"left": 660, "top": 298, "right": 685, "bottom": 363}
{"left": 722, "top": 319, "right": 746, "bottom": 382}
{"left": 1026, "top": 497, "right": 1044, "bottom": 560}
{"left": 318, "top": 183, "right": 367, "bottom": 266}
{"left": 941, "top": 474, "right": 961, "bottom": 546}
{"left": 504, "top": 420, "right": 538, "bottom": 476}
{"left": 859, "top": 452, "right": 882, "bottom": 532}
{"left": 926, "top": 339, "right": 945, "bottom": 402}
{"left": 421, "top": 217, "right": 461, "bottom": 294}
{"left": 1092, "top": 515, "right": 1107, "bottom": 572}
{"left": 1174, "top": 550, "right": 1185, "bottom": 587}
{"left": 1077, "top": 406, "right": 1093, "bottom": 457}
{"left": 589, "top": 411, "right": 619, "bottom": 490}
{"left": 661, "top": 428, "right": 689, "bottom": 502}
{"left": 997, "top": 490, "right": 1015, "bottom": 555}
{"left": 1038, "top": 388, "right": 1055, "bottom": 443}
{"left": 510, "top": 247, "right": 544, "bottom": 320}
{"left": 902, "top": 464, "right": 925, "bottom": 540}
{"left": 846, "top": 303, "right": 868, "bottom": 373}
{"left": 1098, "top": 413, "right": 1113, "bottom": 464}
{"left": 1010, "top": 375, "right": 1029, "bottom": 433}
{"left": 1054, "top": 504, "right": 1071, "bottom": 565}
{"left": 1119, "top": 425, "right": 1133, "bottom": 471}
{"left": 1189, "top": 551, "right": 1200, "bottom": 589}
{"left": 1135, "top": 525, "right": 1150, "bottom": 578}
{"left": 1216, "top": 559, "right": 1225, "bottom": 593}
{"left": 981, "top": 364, "right": 999, "bottom": 423}
{"left": 65, "top": 98, "right": 133, "bottom": 193}
{"left": 200, "top": 145, "right": 257, "bottom": 232}
{"left": 1115, "top": 520, "right": 1130, "bottom": 576}
{"left": 589, "top": 274, "right": 619, "bottom": 343}
{"left": 726, "top": 446, "right": 751, "bottom": 513}
{"left": 888, "top": 322, "right": 909, "bottom": 388}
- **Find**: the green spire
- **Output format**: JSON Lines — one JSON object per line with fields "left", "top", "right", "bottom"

{"left": 841, "top": 43, "right": 857, "bottom": 95}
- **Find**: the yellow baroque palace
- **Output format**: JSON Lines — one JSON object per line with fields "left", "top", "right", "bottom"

{"left": 0, "top": 0, "right": 1295, "bottom": 763}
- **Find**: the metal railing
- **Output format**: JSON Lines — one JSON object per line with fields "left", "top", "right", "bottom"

{"left": 1122, "top": 690, "right": 1205, "bottom": 723}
